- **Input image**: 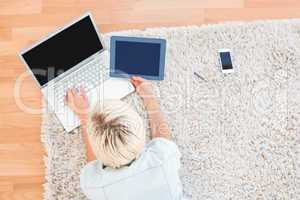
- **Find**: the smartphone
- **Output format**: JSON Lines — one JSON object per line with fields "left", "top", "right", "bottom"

{"left": 218, "top": 49, "right": 234, "bottom": 73}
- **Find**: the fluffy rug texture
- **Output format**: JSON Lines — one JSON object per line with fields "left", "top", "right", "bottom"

{"left": 42, "top": 20, "right": 300, "bottom": 200}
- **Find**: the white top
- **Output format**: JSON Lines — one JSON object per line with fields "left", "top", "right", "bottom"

{"left": 80, "top": 138, "right": 184, "bottom": 200}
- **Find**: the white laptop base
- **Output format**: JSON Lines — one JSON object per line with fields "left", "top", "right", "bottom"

{"left": 42, "top": 50, "right": 135, "bottom": 132}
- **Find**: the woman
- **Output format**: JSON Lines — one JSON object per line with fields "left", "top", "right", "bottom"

{"left": 65, "top": 76, "right": 183, "bottom": 200}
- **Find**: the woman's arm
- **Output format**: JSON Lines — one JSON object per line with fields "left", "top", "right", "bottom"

{"left": 65, "top": 87, "right": 96, "bottom": 162}
{"left": 78, "top": 115, "right": 96, "bottom": 161}
{"left": 130, "top": 76, "right": 172, "bottom": 140}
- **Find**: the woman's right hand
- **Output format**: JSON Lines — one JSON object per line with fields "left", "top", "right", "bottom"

{"left": 130, "top": 76, "right": 155, "bottom": 100}
{"left": 131, "top": 77, "right": 171, "bottom": 139}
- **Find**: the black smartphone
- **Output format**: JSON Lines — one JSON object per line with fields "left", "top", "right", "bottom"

{"left": 218, "top": 49, "right": 234, "bottom": 73}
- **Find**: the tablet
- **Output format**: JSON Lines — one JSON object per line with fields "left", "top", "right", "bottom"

{"left": 110, "top": 36, "right": 166, "bottom": 80}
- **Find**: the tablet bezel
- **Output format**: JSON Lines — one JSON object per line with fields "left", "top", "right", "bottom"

{"left": 110, "top": 36, "right": 166, "bottom": 80}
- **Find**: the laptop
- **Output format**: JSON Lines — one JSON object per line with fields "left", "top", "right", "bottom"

{"left": 19, "top": 13, "right": 135, "bottom": 132}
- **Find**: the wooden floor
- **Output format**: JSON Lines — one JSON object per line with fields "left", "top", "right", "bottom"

{"left": 1, "top": 0, "right": 300, "bottom": 199}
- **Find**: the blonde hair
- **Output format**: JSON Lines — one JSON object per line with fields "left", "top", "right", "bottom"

{"left": 87, "top": 100, "right": 146, "bottom": 169}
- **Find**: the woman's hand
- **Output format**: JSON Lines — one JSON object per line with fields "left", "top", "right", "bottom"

{"left": 130, "top": 76, "right": 159, "bottom": 112}
{"left": 65, "top": 86, "right": 95, "bottom": 161}
{"left": 64, "top": 86, "right": 89, "bottom": 122}
{"left": 130, "top": 76, "right": 155, "bottom": 100}
{"left": 130, "top": 76, "right": 171, "bottom": 139}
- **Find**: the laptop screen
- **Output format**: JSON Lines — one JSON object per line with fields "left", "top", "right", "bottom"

{"left": 21, "top": 15, "right": 103, "bottom": 87}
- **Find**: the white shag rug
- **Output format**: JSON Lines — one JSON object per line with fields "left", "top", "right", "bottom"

{"left": 42, "top": 20, "right": 300, "bottom": 200}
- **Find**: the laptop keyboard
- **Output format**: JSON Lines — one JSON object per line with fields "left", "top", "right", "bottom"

{"left": 53, "top": 55, "right": 109, "bottom": 108}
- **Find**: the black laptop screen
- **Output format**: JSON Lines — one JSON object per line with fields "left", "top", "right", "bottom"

{"left": 21, "top": 15, "right": 103, "bottom": 87}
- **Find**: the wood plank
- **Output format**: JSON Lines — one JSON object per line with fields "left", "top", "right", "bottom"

{"left": 0, "top": 40, "right": 29, "bottom": 56}
{"left": 0, "top": 28, "right": 11, "bottom": 41}
{"left": 0, "top": 143, "right": 44, "bottom": 161}
{"left": 43, "top": 0, "right": 244, "bottom": 13}
{"left": 0, "top": 98, "right": 42, "bottom": 114}
{"left": 0, "top": 182, "right": 13, "bottom": 200}
{"left": 0, "top": 192, "right": 13, "bottom": 200}
{"left": 0, "top": 159, "right": 44, "bottom": 177}
{"left": 129, "top": 0, "right": 244, "bottom": 9}
{"left": 0, "top": 113, "right": 41, "bottom": 128}
{"left": 204, "top": 8, "right": 300, "bottom": 23}
{"left": 0, "top": 182, "right": 13, "bottom": 192}
{"left": 0, "top": 13, "right": 111, "bottom": 28}
{"left": 110, "top": 8, "right": 205, "bottom": 24}
{"left": 42, "top": 0, "right": 114, "bottom": 13}
{"left": 0, "top": 176, "right": 44, "bottom": 185}
{"left": 0, "top": 56, "right": 21, "bottom": 67}
{"left": 12, "top": 26, "right": 57, "bottom": 42}
{"left": 0, "top": 177, "right": 44, "bottom": 200}
{"left": 0, "top": 79, "right": 41, "bottom": 99}
{"left": 12, "top": 183, "right": 43, "bottom": 200}
{"left": 245, "top": 0, "right": 300, "bottom": 8}
{"left": 0, "top": 129, "right": 42, "bottom": 144}
{"left": 99, "top": 22, "right": 203, "bottom": 32}
{"left": 0, "top": 0, "right": 42, "bottom": 15}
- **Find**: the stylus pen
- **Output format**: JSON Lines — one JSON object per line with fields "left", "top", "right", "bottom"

{"left": 194, "top": 72, "right": 207, "bottom": 82}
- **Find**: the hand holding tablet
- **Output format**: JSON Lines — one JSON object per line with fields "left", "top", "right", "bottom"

{"left": 110, "top": 36, "right": 166, "bottom": 80}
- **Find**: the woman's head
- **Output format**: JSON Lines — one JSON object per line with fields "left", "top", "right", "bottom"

{"left": 87, "top": 100, "right": 146, "bottom": 169}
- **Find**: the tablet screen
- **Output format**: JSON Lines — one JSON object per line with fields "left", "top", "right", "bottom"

{"left": 115, "top": 41, "right": 161, "bottom": 76}
{"left": 110, "top": 36, "right": 166, "bottom": 80}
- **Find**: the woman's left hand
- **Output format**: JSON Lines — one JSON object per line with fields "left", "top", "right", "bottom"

{"left": 64, "top": 86, "right": 89, "bottom": 121}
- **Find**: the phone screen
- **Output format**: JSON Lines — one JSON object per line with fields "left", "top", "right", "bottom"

{"left": 220, "top": 52, "right": 233, "bottom": 70}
